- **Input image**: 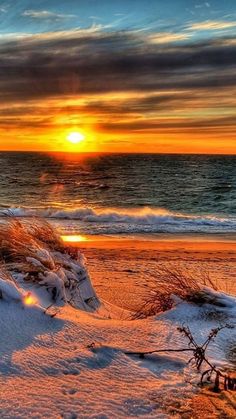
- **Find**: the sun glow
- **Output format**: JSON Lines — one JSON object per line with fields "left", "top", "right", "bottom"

{"left": 61, "top": 234, "right": 88, "bottom": 243}
{"left": 67, "top": 131, "right": 85, "bottom": 144}
{"left": 23, "top": 292, "right": 38, "bottom": 306}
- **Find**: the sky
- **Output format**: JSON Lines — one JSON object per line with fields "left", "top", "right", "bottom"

{"left": 0, "top": 0, "right": 236, "bottom": 153}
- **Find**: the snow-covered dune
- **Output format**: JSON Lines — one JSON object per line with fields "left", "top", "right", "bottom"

{"left": 0, "top": 218, "right": 100, "bottom": 312}
{"left": 0, "top": 286, "right": 235, "bottom": 417}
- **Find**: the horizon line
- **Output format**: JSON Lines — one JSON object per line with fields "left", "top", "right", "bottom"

{"left": 0, "top": 150, "right": 235, "bottom": 156}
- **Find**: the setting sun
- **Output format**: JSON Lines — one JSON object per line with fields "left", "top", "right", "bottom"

{"left": 67, "top": 132, "right": 85, "bottom": 144}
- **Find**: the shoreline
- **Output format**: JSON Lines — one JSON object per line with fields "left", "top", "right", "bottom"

{"left": 62, "top": 234, "right": 236, "bottom": 252}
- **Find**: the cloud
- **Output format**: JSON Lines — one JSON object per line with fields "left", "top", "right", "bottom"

{"left": 89, "top": 16, "right": 103, "bottom": 21}
{"left": 22, "top": 10, "right": 76, "bottom": 20}
{"left": 187, "top": 20, "right": 236, "bottom": 31}
{"left": 194, "top": 2, "right": 210, "bottom": 9}
{"left": 0, "top": 30, "right": 235, "bottom": 102}
{"left": 148, "top": 32, "right": 191, "bottom": 44}
{"left": 100, "top": 115, "right": 236, "bottom": 133}
{"left": 0, "top": 27, "right": 236, "bottom": 100}
{"left": 0, "top": 29, "right": 235, "bottom": 136}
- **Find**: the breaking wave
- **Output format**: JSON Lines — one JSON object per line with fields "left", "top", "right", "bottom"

{"left": 0, "top": 206, "right": 236, "bottom": 235}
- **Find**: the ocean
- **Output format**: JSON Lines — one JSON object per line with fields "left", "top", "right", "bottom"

{"left": 0, "top": 152, "right": 235, "bottom": 236}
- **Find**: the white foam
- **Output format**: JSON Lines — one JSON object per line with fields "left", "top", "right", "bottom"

{"left": 1, "top": 206, "right": 236, "bottom": 234}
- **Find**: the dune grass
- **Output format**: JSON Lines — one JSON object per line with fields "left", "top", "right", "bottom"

{"left": 0, "top": 216, "right": 99, "bottom": 309}
{"left": 133, "top": 262, "right": 218, "bottom": 319}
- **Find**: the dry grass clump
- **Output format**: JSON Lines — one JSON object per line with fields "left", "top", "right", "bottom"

{"left": 25, "top": 218, "right": 63, "bottom": 251}
{"left": 0, "top": 217, "right": 67, "bottom": 284}
{"left": 0, "top": 219, "right": 37, "bottom": 263}
{"left": 0, "top": 218, "right": 61, "bottom": 262}
{"left": 0, "top": 264, "right": 17, "bottom": 284}
{"left": 0, "top": 216, "right": 62, "bottom": 251}
{"left": 0, "top": 216, "right": 99, "bottom": 310}
{"left": 133, "top": 263, "right": 217, "bottom": 319}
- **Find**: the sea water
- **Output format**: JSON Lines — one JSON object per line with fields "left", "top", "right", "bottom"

{"left": 0, "top": 152, "right": 235, "bottom": 236}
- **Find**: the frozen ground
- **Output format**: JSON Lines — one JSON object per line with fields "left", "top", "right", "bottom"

{"left": 0, "top": 283, "right": 236, "bottom": 418}
{"left": 0, "top": 220, "right": 235, "bottom": 418}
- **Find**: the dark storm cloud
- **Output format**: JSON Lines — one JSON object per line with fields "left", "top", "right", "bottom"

{"left": 0, "top": 31, "right": 236, "bottom": 102}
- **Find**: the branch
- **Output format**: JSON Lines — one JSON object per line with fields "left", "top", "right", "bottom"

{"left": 124, "top": 324, "right": 235, "bottom": 392}
{"left": 125, "top": 348, "right": 193, "bottom": 356}
{"left": 43, "top": 303, "right": 60, "bottom": 318}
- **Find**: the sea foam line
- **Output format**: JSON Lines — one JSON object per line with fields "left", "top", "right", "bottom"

{"left": 0, "top": 206, "right": 235, "bottom": 227}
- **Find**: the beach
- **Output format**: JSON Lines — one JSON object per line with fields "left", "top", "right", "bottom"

{"left": 0, "top": 218, "right": 235, "bottom": 417}
{"left": 65, "top": 236, "right": 236, "bottom": 312}
{"left": 69, "top": 236, "right": 236, "bottom": 417}
{"left": 1, "top": 0, "right": 236, "bottom": 415}
{"left": 0, "top": 152, "right": 235, "bottom": 417}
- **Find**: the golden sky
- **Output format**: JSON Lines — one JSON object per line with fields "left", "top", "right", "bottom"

{"left": 0, "top": 1, "right": 236, "bottom": 154}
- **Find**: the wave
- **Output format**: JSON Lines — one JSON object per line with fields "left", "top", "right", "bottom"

{"left": 0, "top": 206, "right": 236, "bottom": 234}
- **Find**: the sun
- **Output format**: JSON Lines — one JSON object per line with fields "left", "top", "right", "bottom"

{"left": 67, "top": 131, "right": 85, "bottom": 144}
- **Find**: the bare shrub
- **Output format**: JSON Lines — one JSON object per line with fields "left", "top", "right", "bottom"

{"left": 133, "top": 262, "right": 217, "bottom": 319}
{"left": 126, "top": 324, "right": 236, "bottom": 392}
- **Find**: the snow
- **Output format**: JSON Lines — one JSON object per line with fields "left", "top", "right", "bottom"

{"left": 0, "top": 277, "right": 23, "bottom": 302}
{"left": 0, "top": 302, "right": 188, "bottom": 418}
{"left": 0, "top": 277, "right": 235, "bottom": 417}
{"left": 0, "top": 219, "right": 100, "bottom": 312}
{"left": 0, "top": 220, "right": 235, "bottom": 417}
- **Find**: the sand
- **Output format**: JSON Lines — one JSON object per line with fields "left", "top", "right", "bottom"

{"left": 63, "top": 235, "right": 236, "bottom": 417}
{"left": 0, "top": 227, "right": 235, "bottom": 418}
{"left": 64, "top": 236, "right": 236, "bottom": 311}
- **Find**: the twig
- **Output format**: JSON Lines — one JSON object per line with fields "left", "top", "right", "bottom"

{"left": 124, "top": 324, "right": 235, "bottom": 392}
{"left": 44, "top": 303, "right": 60, "bottom": 318}
{"left": 125, "top": 348, "right": 193, "bottom": 356}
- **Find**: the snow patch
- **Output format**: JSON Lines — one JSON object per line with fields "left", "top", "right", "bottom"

{"left": 0, "top": 218, "right": 100, "bottom": 312}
